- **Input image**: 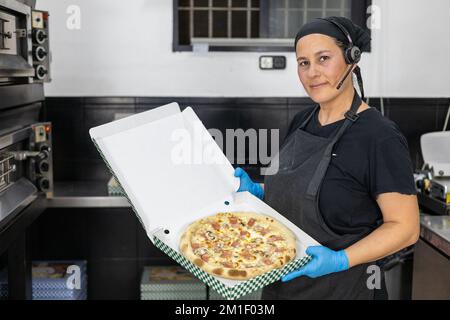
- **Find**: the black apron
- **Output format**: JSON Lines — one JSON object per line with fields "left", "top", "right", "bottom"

{"left": 262, "top": 92, "right": 387, "bottom": 300}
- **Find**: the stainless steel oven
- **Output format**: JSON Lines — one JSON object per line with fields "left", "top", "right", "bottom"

{"left": 0, "top": 0, "right": 51, "bottom": 84}
{"left": 0, "top": 122, "right": 53, "bottom": 230}
{"left": 0, "top": 0, "right": 51, "bottom": 300}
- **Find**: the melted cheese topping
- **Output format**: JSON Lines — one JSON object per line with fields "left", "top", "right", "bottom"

{"left": 190, "top": 213, "right": 290, "bottom": 269}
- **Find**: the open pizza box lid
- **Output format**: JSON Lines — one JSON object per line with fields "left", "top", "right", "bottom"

{"left": 89, "top": 102, "right": 319, "bottom": 300}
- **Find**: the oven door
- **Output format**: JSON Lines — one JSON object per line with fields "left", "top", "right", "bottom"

{"left": 0, "top": 122, "right": 52, "bottom": 251}
{"left": 0, "top": 177, "right": 38, "bottom": 235}
{"left": 0, "top": 181, "right": 45, "bottom": 299}
{"left": 0, "top": 125, "right": 48, "bottom": 299}
{"left": 0, "top": 0, "right": 35, "bottom": 80}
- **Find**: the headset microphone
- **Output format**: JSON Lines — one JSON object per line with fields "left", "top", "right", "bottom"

{"left": 336, "top": 64, "right": 354, "bottom": 90}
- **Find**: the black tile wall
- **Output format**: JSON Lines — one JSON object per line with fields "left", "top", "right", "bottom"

{"left": 43, "top": 98, "right": 85, "bottom": 181}
{"left": 382, "top": 98, "right": 450, "bottom": 168}
{"left": 44, "top": 96, "right": 450, "bottom": 182}
{"left": 30, "top": 208, "right": 89, "bottom": 260}
{"left": 436, "top": 101, "right": 450, "bottom": 130}
{"left": 0, "top": 103, "right": 41, "bottom": 134}
{"left": 88, "top": 259, "right": 139, "bottom": 300}
{"left": 86, "top": 209, "right": 138, "bottom": 260}
{"left": 386, "top": 99, "right": 435, "bottom": 169}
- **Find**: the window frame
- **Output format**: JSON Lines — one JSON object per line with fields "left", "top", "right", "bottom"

{"left": 172, "top": 0, "right": 372, "bottom": 52}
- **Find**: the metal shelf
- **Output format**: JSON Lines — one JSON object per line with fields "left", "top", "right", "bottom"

{"left": 46, "top": 196, "right": 130, "bottom": 208}
{"left": 48, "top": 180, "right": 130, "bottom": 208}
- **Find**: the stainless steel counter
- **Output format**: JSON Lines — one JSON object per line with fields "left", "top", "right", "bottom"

{"left": 413, "top": 215, "right": 450, "bottom": 299}
{"left": 420, "top": 214, "right": 450, "bottom": 257}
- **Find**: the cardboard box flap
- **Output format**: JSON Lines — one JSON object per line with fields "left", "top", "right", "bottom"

{"left": 89, "top": 102, "right": 240, "bottom": 236}
{"left": 90, "top": 102, "right": 181, "bottom": 139}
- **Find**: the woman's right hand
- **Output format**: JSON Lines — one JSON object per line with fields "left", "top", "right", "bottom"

{"left": 234, "top": 167, "right": 264, "bottom": 200}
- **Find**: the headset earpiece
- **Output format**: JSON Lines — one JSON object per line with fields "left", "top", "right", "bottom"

{"left": 345, "top": 46, "right": 361, "bottom": 64}
{"left": 319, "top": 18, "right": 361, "bottom": 65}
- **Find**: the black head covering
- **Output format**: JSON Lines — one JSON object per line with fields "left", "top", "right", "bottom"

{"left": 294, "top": 16, "right": 371, "bottom": 52}
{"left": 294, "top": 16, "right": 371, "bottom": 100}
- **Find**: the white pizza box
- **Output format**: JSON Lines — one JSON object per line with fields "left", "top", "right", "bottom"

{"left": 89, "top": 102, "right": 318, "bottom": 300}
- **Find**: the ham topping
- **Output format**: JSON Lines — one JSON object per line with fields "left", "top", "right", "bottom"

{"left": 228, "top": 217, "right": 238, "bottom": 225}
{"left": 220, "top": 250, "right": 232, "bottom": 258}
{"left": 211, "top": 222, "right": 221, "bottom": 231}
{"left": 231, "top": 240, "right": 240, "bottom": 248}
{"left": 201, "top": 254, "right": 210, "bottom": 262}
{"left": 267, "top": 235, "right": 284, "bottom": 242}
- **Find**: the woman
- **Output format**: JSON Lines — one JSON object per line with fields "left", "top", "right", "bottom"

{"left": 234, "top": 17, "right": 420, "bottom": 300}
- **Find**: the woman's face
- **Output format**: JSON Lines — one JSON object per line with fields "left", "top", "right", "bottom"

{"left": 296, "top": 34, "right": 350, "bottom": 103}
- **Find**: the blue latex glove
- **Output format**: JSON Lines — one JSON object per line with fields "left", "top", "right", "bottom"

{"left": 234, "top": 167, "right": 264, "bottom": 200}
{"left": 281, "top": 246, "right": 349, "bottom": 281}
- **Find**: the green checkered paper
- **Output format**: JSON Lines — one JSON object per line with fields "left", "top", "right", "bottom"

{"left": 153, "top": 237, "right": 311, "bottom": 300}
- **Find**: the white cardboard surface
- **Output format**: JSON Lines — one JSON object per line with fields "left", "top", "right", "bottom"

{"left": 89, "top": 102, "right": 319, "bottom": 288}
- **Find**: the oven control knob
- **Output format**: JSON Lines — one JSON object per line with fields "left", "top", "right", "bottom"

{"left": 38, "top": 160, "right": 49, "bottom": 173}
{"left": 33, "top": 29, "right": 47, "bottom": 44}
{"left": 40, "top": 144, "right": 51, "bottom": 152}
{"left": 33, "top": 46, "right": 47, "bottom": 62}
{"left": 36, "top": 65, "right": 48, "bottom": 80}
{"left": 38, "top": 177, "right": 50, "bottom": 191}
{"left": 36, "top": 150, "right": 49, "bottom": 161}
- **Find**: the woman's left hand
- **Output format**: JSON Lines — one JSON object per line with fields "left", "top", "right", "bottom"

{"left": 281, "top": 246, "right": 349, "bottom": 281}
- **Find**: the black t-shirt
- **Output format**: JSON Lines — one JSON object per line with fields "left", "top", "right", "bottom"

{"left": 285, "top": 106, "right": 417, "bottom": 236}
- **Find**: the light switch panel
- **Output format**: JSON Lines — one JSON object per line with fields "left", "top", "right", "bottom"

{"left": 259, "top": 56, "right": 286, "bottom": 70}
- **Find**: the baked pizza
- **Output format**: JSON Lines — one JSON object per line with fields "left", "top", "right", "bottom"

{"left": 179, "top": 212, "right": 297, "bottom": 280}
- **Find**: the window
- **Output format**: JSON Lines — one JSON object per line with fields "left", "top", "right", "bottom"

{"left": 178, "top": 0, "right": 260, "bottom": 42}
{"left": 173, "top": 0, "right": 371, "bottom": 51}
{"left": 263, "top": 0, "right": 351, "bottom": 38}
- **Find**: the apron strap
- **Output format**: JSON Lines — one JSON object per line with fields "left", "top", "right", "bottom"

{"left": 298, "top": 105, "right": 320, "bottom": 129}
{"left": 279, "top": 105, "right": 319, "bottom": 149}
{"left": 305, "top": 91, "right": 362, "bottom": 198}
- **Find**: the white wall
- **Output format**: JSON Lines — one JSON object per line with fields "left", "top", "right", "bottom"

{"left": 36, "top": 0, "right": 450, "bottom": 97}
